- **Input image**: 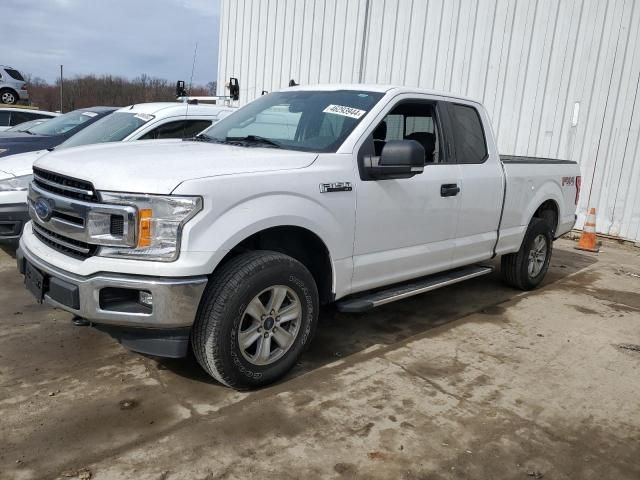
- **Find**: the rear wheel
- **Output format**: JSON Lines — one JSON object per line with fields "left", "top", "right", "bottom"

{"left": 191, "top": 251, "right": 319, "bottom": 389}
{"left": 501, "top": 218, "right": 553, "bottom": 290}
{"left": 0, "top": 89, "right": 17, "bottom": 105}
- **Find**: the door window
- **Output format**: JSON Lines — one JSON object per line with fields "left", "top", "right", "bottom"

{"left": 448, "top": 104, "right": 487, "bottom": 164}
{"left": 140, "top": 119, "right": 212, "bottom": 140}
{"left": 0, "top": 111, "right": 10, "bottom": 127}
{"left": 369, "top": 102, "right": 442, "bottom": 163}
{"left": 9, "top": 111, "right": 33, "bottom": 126}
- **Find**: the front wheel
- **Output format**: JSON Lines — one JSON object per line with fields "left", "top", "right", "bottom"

{"left": 0, "top": 89, "right": 17, "bottom": 105}
{"left": 191, "top": 251, "right": 319, "bottom": 389}
{"left": 501, "top": 218, "right": 553, "bottom": 290}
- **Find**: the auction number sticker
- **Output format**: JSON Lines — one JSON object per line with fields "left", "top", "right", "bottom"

{"left": 134, "top": 113, "right": 154, "bottom": 122}
{"left": 323, "top": 104, "right": 367, "bottom": 119}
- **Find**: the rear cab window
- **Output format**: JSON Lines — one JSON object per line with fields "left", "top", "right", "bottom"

{"left": 447, "top": 103, "right": 488, "bottom": 164}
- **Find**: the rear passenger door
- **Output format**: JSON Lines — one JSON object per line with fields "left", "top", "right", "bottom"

{"left": 137, "top": 119, "right": 213, "bottom": 140}
{"left": 444, "top": 102, "right": 503, "bottom": 266}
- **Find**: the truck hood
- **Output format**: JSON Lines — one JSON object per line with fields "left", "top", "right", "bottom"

{"left": 34, "top": 140, "right": 319, "bottom": 194}
{"left": 0, "top": 149, "right": 48, "bottom": 177}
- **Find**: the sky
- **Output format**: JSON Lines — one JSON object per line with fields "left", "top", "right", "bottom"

{"left": 1, "top": 0, "right": 220, "bottom": 86}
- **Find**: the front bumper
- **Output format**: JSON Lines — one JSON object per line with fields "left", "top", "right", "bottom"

{"left": 17, "top": 243, "right": 208, "bottom": 329}
{"left": 0, "top": 202, "right": 30, "bottom": 241}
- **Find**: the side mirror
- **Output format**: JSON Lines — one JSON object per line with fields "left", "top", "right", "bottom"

{"left": 364, "top": 140, "right": 425, "bottom": 179}
{"left": 175, "top": 80, "right": 187, "bottom": 98}
{"left": 228, "top": 77, "right": 240, "bottom": 101}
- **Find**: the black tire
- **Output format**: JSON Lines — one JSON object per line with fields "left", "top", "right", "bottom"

{"left": 191, "top": 251, "right": 319, "bottom": 389}
{"left": 0, "top": 89, "right": 18, "bottom": 105}
{"left": 501, "top": 218, "right": 553, "bottom": 290}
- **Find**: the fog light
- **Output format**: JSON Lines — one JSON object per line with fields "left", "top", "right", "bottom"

{"left": 139, "top": 291, "right": 153, "bottom": 306}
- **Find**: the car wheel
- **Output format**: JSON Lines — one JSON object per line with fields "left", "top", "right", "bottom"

{"left": 501, "top": 218, "right": 553, "bottom": 290}
{"left": 0, "top": 89, "right": 17, "bottom": 105}
{"left": 192, "top": 250, "right": 319, "bottom": 389}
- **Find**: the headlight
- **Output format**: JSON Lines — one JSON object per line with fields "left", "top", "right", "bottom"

{"left": 97, "top": 192, "right": 202, "bottom": 261}
{"left": 0, "top": 174, "right": 32, "bottom": 192}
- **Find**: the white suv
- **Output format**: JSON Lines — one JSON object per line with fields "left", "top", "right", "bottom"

{"left": 0, "top": 101, "right": 235, "bottom": 242}
{"left": 0, "top": 66, "right": 29, "bottom": 104}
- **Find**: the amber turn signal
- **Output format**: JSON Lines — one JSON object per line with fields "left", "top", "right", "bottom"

{"left": 138, "top": 208, "right": 153, "bottom": 247}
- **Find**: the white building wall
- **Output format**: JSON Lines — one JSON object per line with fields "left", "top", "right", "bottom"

{"left": 219, "top": 0, "right": 640, "bottom": 243}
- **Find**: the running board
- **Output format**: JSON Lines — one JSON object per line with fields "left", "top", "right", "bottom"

{"left": 336, "top": 265, "right": 493, "bottom": 313}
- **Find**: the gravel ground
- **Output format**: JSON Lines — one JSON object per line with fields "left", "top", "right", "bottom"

{"left": 0, "top": 239, "right": 639, "bottom": 480}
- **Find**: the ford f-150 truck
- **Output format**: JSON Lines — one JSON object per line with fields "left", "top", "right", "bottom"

{"left": 17, "top": 85, "right": 580, "bottom": 389}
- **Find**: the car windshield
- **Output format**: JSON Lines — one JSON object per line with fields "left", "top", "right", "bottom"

{"left": 59, "top": 112, "right": 153, "bottom": 149}
{"left": 28, "top": 110, "right": 103, "bottom": 136}
{"left": 6, "top": 119, "right": 46, "bottom": 132}
{"left": 200, "top": 90, "right": 384, "bottom": 153}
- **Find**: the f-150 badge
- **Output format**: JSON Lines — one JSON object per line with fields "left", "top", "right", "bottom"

{"left": 319, "top": 182, "right": 353, "bottom": 193}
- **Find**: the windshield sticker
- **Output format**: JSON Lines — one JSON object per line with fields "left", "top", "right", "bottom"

{"left": 134, "top": 113, "right": 154, "bottom": 122}
{"left": 82, "top": 111, "right": 98, "bottom": 117}
{"left": 323, "top": 104, "right": 367, "bottom": 119}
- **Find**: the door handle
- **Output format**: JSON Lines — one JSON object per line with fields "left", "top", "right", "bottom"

{"left": 441, "top": 184, "right": 460, "bottom": 197}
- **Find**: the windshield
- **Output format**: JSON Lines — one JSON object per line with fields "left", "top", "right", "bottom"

{"left": 201, "top": 90, "right": 384, "bottom": 152}
{"left": 59, "top": 112, "right": 153, "bottom": 149}
{"left": 28, "top": 110, "right": 103, "bottom": 136}
{"left": 6, "top": 119, "right": 45, "bottom": 132}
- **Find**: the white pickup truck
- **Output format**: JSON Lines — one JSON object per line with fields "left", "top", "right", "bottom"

{"left": 17, "top": 85, "right": 580, "bottom": 389}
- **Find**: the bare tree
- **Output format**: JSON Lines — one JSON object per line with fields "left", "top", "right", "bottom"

{"left": 26, "top": 74, "right": 212, "bottom": 111}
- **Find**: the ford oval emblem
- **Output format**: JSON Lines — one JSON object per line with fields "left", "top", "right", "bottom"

{"left": 34, "top": 198, "right": 52, "bottom": 222}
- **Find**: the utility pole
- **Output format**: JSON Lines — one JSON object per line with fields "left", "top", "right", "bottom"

{"left": 59, "top": 65, "right": 63, "bottom": 113}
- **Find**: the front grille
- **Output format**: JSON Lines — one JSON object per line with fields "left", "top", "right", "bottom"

{"left": 32, "top": 223, "right": 97, "bottom": 260}
{"left": 33, "top": 167, "right": 97, "bottom": 202}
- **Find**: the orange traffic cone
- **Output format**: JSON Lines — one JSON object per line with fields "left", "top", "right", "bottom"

{"left": 575, "top": 207, "right": 600, "bottom": 252}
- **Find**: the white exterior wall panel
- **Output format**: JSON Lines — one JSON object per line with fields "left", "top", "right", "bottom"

{"left": 219, "top": 0, "right": 640, "bottom": 243}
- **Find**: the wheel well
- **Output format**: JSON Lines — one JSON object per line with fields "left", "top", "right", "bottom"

{"left": 533, "top": 200, "right": 559, "bottom": 235}
{"left": 216, "top": 226, "right": 334, "bottom": 304}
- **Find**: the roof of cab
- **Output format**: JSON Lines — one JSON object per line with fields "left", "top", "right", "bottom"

{"left": 115, "top": 102, "right": 236, "bottom": 116}
{"left": 74, "top": 106, "right": 119, "bottom": 113}
{"left": 285, "top": 83, "right": 481, "bottom": 105}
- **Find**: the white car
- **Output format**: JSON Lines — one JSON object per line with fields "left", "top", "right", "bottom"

{"left": 0, "top": 102, "right": 235, "bottom": 241}
{"left": 17, "top": 85, "right": 580, "bottom": 389}
{"left": 0, "top": 107, "right": 59, "bottom": 131}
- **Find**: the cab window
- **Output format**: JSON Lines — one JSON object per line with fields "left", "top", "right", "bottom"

{"left": 140, "top": 119, "right": 212, "bottom": 140}
{"left": 369, "top": 102, "right": 443, "bottom": 163}
{"left": 9, "top": 111, "right": 34, "bottom": 126}
{"left": 448, "top": 103, "right": 487, "bottom": 164}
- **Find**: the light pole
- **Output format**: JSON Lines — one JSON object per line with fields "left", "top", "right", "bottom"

{"left": 59, "top": 65, "right": 63, "bottom": 113}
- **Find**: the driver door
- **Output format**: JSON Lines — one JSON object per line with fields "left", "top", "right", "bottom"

{"left": 351, "top": 96, "right": 461, "bottom": 293}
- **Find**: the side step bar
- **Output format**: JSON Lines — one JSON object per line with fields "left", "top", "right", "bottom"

{"left": 336, "top": 265, "right": 493, "bottom": 313}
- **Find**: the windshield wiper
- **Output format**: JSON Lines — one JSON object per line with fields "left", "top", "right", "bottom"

{"left": 188, "top": 134, "right": 227, "bottom": 144}
{"left": 225, "top": 135, "right": 282, "bottom": 148}
{"left": 190, "top": 134, "right": 211, "bottom": 142}
{"left": 23, "top": 130, "right": 35, "bottom": 135}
